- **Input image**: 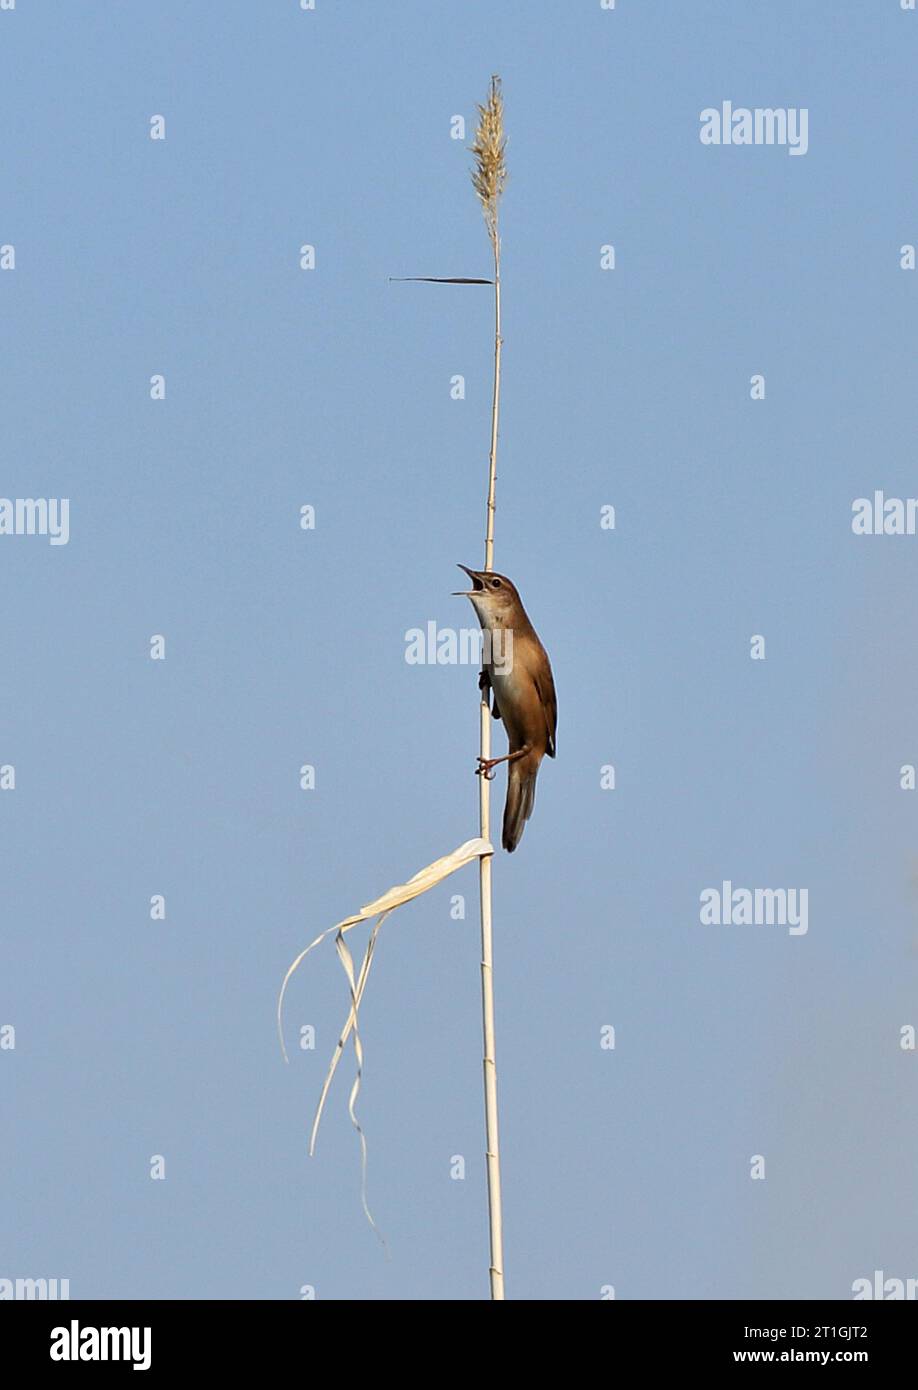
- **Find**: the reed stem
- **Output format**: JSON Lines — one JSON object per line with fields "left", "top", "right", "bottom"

{"left": 478, "top": 229, "right": 503, "bottom": 1300}
{"left": 472, "top": 75, "right": 506, "bottom": 1300}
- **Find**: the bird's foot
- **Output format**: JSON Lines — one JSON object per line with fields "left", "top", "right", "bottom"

{"left": 476, "top": 756, "right": 499, "bottom": 780}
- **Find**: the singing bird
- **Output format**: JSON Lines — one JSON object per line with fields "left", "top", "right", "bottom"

{"left": 455, "top": 565, "right": 557, "bottom": 852}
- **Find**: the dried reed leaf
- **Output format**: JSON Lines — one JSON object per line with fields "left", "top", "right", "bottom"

{"left": 388, "top": 276, "right": 494, "bottom": 284}
{"left": 277, "top": 838, "right": 494, "bottom": 1229}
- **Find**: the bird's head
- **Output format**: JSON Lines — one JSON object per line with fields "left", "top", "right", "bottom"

{"left": 454, "top": 565, "right": 522, "bottom": 629}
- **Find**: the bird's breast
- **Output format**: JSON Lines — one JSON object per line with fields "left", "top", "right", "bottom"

{"left": 489, "top": 664, "right": 544, "bottom": 749}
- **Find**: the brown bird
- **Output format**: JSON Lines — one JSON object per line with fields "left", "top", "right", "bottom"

{"left": 455, "top": 565, "right": 557, "bottom": 851}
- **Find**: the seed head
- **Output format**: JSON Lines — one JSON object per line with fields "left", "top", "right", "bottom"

{"left": 470, "top": 75, "right": 506, "bottom": 248}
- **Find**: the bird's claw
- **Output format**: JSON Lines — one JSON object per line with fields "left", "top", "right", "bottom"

{"left": 476, "top": 756, "right": 498, "bottom": 780}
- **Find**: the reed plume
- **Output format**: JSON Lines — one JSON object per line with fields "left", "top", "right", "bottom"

{"left": 470, "top": 76, "right": 507, "bottom": 252}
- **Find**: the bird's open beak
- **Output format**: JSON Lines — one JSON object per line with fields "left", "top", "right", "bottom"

{"left": 453, "top": 563, "right": 486, "bottom": 596}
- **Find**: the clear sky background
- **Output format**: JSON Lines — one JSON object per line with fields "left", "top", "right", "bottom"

{"left": 2, "top": 1, "right": 917, "bottom": 1301}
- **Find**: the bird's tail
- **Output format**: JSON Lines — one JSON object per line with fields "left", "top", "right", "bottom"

{"left": 502, "top": 752, "right": 540, "bottom": 852}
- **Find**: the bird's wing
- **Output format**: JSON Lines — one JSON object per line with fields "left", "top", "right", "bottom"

{"left": 534, "top": 659, "right": 557, "bottom": 758}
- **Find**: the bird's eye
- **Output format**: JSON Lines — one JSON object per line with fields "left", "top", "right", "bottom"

{"left": 491, "top": 578, "right": 502, "bottom": 588}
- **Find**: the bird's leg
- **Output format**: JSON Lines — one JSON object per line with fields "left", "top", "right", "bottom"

{"left": 476, "top": 743, "right": 532, "bottom": 779}
{"left": 478, "top": 668, "right": 491, "bottom": 710}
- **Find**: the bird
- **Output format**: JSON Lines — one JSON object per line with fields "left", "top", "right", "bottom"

{"left": 454, "top": 564, "right": 557, "bottom": 852}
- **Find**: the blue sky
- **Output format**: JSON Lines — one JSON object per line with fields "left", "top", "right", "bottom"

{"left": 2, "top": 1, "right": 917, "bottom": 1300}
